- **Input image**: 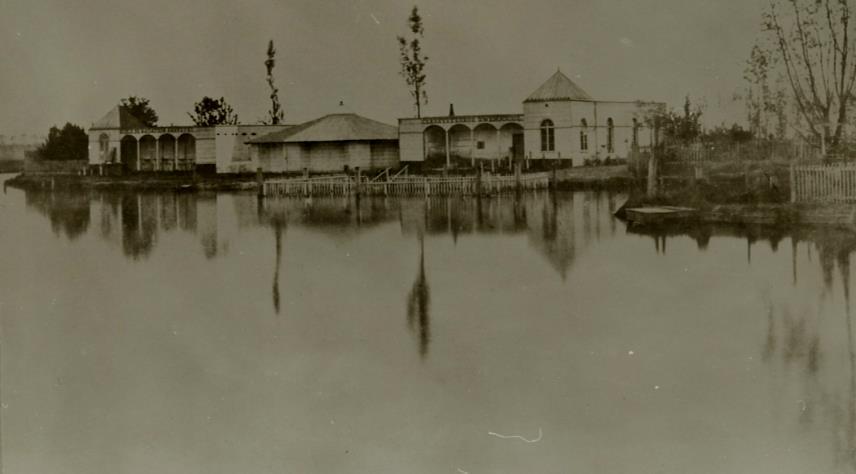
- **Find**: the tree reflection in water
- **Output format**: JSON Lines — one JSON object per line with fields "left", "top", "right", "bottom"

{"left": 24, "top": 190, "right": 90, "bottom": 241}
{"left": 406, "top": 232, "right": 431, "bottom": 359}
{"left": 272, "top": 219, "right": 284, "bottom": 315}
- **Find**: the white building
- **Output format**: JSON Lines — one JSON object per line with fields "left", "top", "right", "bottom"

{"left": 399, "top": 70, "right": 664, "bottom": 168}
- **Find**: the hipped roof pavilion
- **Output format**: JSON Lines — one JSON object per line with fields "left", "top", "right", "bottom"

{"left": 250, "top": 113, "right": 398, "bottom": 144}
{"left": 524, "top": 70, "right": 593, "bottom": 103}
{"left": 91, "top": 105, "right": 148, "bottom": 130}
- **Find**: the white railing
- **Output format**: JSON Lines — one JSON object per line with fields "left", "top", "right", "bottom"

{"left": 263, "top": 171, "right": 551, "bottom": 197}
{"left": 791, "top": 163, "right": 856, "bottom": 203}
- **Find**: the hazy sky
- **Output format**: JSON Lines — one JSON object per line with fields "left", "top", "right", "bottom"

{"left": 0, "top": 0, "right": 765, "bottom": 135}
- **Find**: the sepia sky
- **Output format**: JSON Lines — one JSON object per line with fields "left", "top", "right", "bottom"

{"left": 0, "top": 0, "right": 764, "bottom": 135}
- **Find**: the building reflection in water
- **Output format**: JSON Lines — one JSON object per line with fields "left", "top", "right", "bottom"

{"left": 22, "top": 184, "right": 856, "bottom": 467}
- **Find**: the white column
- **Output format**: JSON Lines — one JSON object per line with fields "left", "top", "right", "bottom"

{"left": 470, "top": 128, "right": 475, "bottom": 167}
{"left": 155, "top": 138, "right": 160, "bottom": 171}
{"left": 174, "top": 139, "right": 179, "bottom": 170}
{"left": 136, "top": 139, "right": 141, "bottom": 171}
{"left": 445, "top": 128, "right": 450, "bottom": 168}
{"left": 496, "top": 129, "right": 502, "bottom": 165}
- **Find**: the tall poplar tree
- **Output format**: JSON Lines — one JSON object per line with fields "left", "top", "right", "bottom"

{"left": 265, "top": 40, "right": 284, "bottom": 125}
{"left": 397, "top": 6, "right": 428, "bottom": 118}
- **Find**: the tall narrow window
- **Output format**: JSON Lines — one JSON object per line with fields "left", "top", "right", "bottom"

{"left": 540, "top": 119, "right": 555, "bottom": 152}
{"left": 580, "top": 119, "right": 588, "bottom": 151}
{"left": 632, "top": 118, "right": 639, "bottom": 146}
{"left": 607, "top": 118, "right": 614, "bottom": 153}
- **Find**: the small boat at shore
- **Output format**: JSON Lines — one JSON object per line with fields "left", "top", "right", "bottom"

{"left": 624, "top": 206, "right": 698, "bottom": 225}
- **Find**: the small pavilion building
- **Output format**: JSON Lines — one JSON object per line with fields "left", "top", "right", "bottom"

{"left": 247, "top": 113, "right": 399, "bottom": 173}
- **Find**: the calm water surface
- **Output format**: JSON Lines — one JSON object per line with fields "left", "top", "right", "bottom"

{"left": 2, "top": 172, "right": 856, "bottom": 473}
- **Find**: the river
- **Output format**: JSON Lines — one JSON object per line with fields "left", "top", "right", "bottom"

{"left": 0, "top": 173, "right": 854, "bottom": 473}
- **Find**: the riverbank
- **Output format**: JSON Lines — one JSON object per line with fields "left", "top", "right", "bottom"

{"left": 5, "top": 165, "right": 639, "bottom": 193}
{"left": 5, "top": 172, "right": 258, "bottom": 192}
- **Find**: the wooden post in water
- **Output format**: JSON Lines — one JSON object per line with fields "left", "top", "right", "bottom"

{"left": 514, "top": 160, "right": 522, "bottom": 194}
{"left": 551, "top": 161, "right": 558, "bottom": 191}
{"left": 256, "top": 168, "right": 265, "bottom": 197}
{"left": 384, "top": 168, "right": 390, "bottom": 196}
{"left": 646, "top": 153, "right": 659, "bottom": 198}
{"left": 790, "top": 163, "right": 796, "bottom": 203}
{"left": 303, "top": 168, "right": 309, "bottom": 197}
{"left": 744, "top": 162, "right": 750, "bottom": 191}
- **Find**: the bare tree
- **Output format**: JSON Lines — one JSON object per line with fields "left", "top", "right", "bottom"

{"left": 397, "top": 6, "right": 428, "bottom": 118}
{"left": 755, "top": 0, "right": 856, "bottom": 153}
{"left": 265, "top": 40, "right": 284, "bottom": 125}
{"left": 744, "top": 45, "right": 789, "bottom": 139}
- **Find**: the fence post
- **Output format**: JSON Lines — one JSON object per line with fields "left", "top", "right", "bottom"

{"left": 477, "top": 162, "right": 483, "bottom": 196}
{"left": 355, "top": 167, "right": 361, "bottom": 197}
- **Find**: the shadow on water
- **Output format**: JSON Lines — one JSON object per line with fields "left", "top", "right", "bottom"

{"left": 628, "top": 219, "right": 856, "bottom": 469}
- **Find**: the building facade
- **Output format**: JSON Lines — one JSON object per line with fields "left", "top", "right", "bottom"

{"left": 399, "top": 70, "right": 664, "bottom": 167}
{"left": 87, "top": 105, "right": 290, "bottom": 173}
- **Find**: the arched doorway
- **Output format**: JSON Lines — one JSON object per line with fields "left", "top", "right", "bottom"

{"left": 448, "top": 124, "right": 471, "bottom": 167}
{"left": 423, "top": 125, "right": 446, "bottom": 168}
{"left": 120, "top": 136, "right": 137, "bottom": 170}
{"left": 158, "top": 134, "right": 176, "bottom": 171}
{"left": 139, "top": 135, "right": 156, "bottom": 171}
{"left": 473, "top": 123, "right": 498, "bottom": 161}
{"left": 177, "top": 134, "right": 196, "bottom": 170}
{"left": 500, "top": 123, "right": 524, "bottom": 162}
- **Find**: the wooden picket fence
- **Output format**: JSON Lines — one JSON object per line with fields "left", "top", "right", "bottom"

{"left": 790, "top": 163, "right": 856, "bottom": 203}
{"left": 262, "top": 172, "right": 551, "bottom": 197}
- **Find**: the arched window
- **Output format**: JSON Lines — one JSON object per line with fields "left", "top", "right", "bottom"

{"left": 580, "top": 119, "right": 589, "bottom": 152}
{"left": 607, "top": 118, "right": 615, "bottom": 153}
{"left": 540, "top": 119, "right": 555, "bottom": 152}
{"left": 632, "top": 118, "right": 639, "bottom": 146}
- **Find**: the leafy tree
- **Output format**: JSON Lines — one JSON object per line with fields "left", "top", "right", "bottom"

{"left": 35, "top": 123, "right": 88, "bottom": 161}
{"left": 397, "top": 6, "right": 428, "bottom": 118}
{"left": 754, "top": 0, "right": 856, "bottom": 152}
{"left": 188, "top": 96, "right": 239, "bottom": 126}
{"left": 648, "top": 96, "right": 704, "bottom": 146}
{"left": 120, "top": 96, "right": 158, "bottom": 127}
{"left": 703, "top": 124, "right": 755, "bottom": 144}
{"left": 264, "top": 40, "right": 284, "bottom": 125}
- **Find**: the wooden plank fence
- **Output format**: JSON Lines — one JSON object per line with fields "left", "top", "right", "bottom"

{"left": 262, "top": 172, "right": 551, "bottom": 197}
{"left": 791, "top": 163, "right": 856, "bottom": 203}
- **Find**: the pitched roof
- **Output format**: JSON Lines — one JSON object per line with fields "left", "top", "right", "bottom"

{"left": 91, "top": 105, "right": 149, "bottom": 130}
{"left": 524, "top": 70, "right": 593, "bottom": 102}
{"left": 249, "top": 113, "right": 398, "bottom": 144}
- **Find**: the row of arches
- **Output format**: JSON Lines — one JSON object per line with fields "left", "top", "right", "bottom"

{"left": 423, "top": 122, "right": 523, "bottom": 167}
{"left": 102, "top": 133, "right": 197, "bottom": 171}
